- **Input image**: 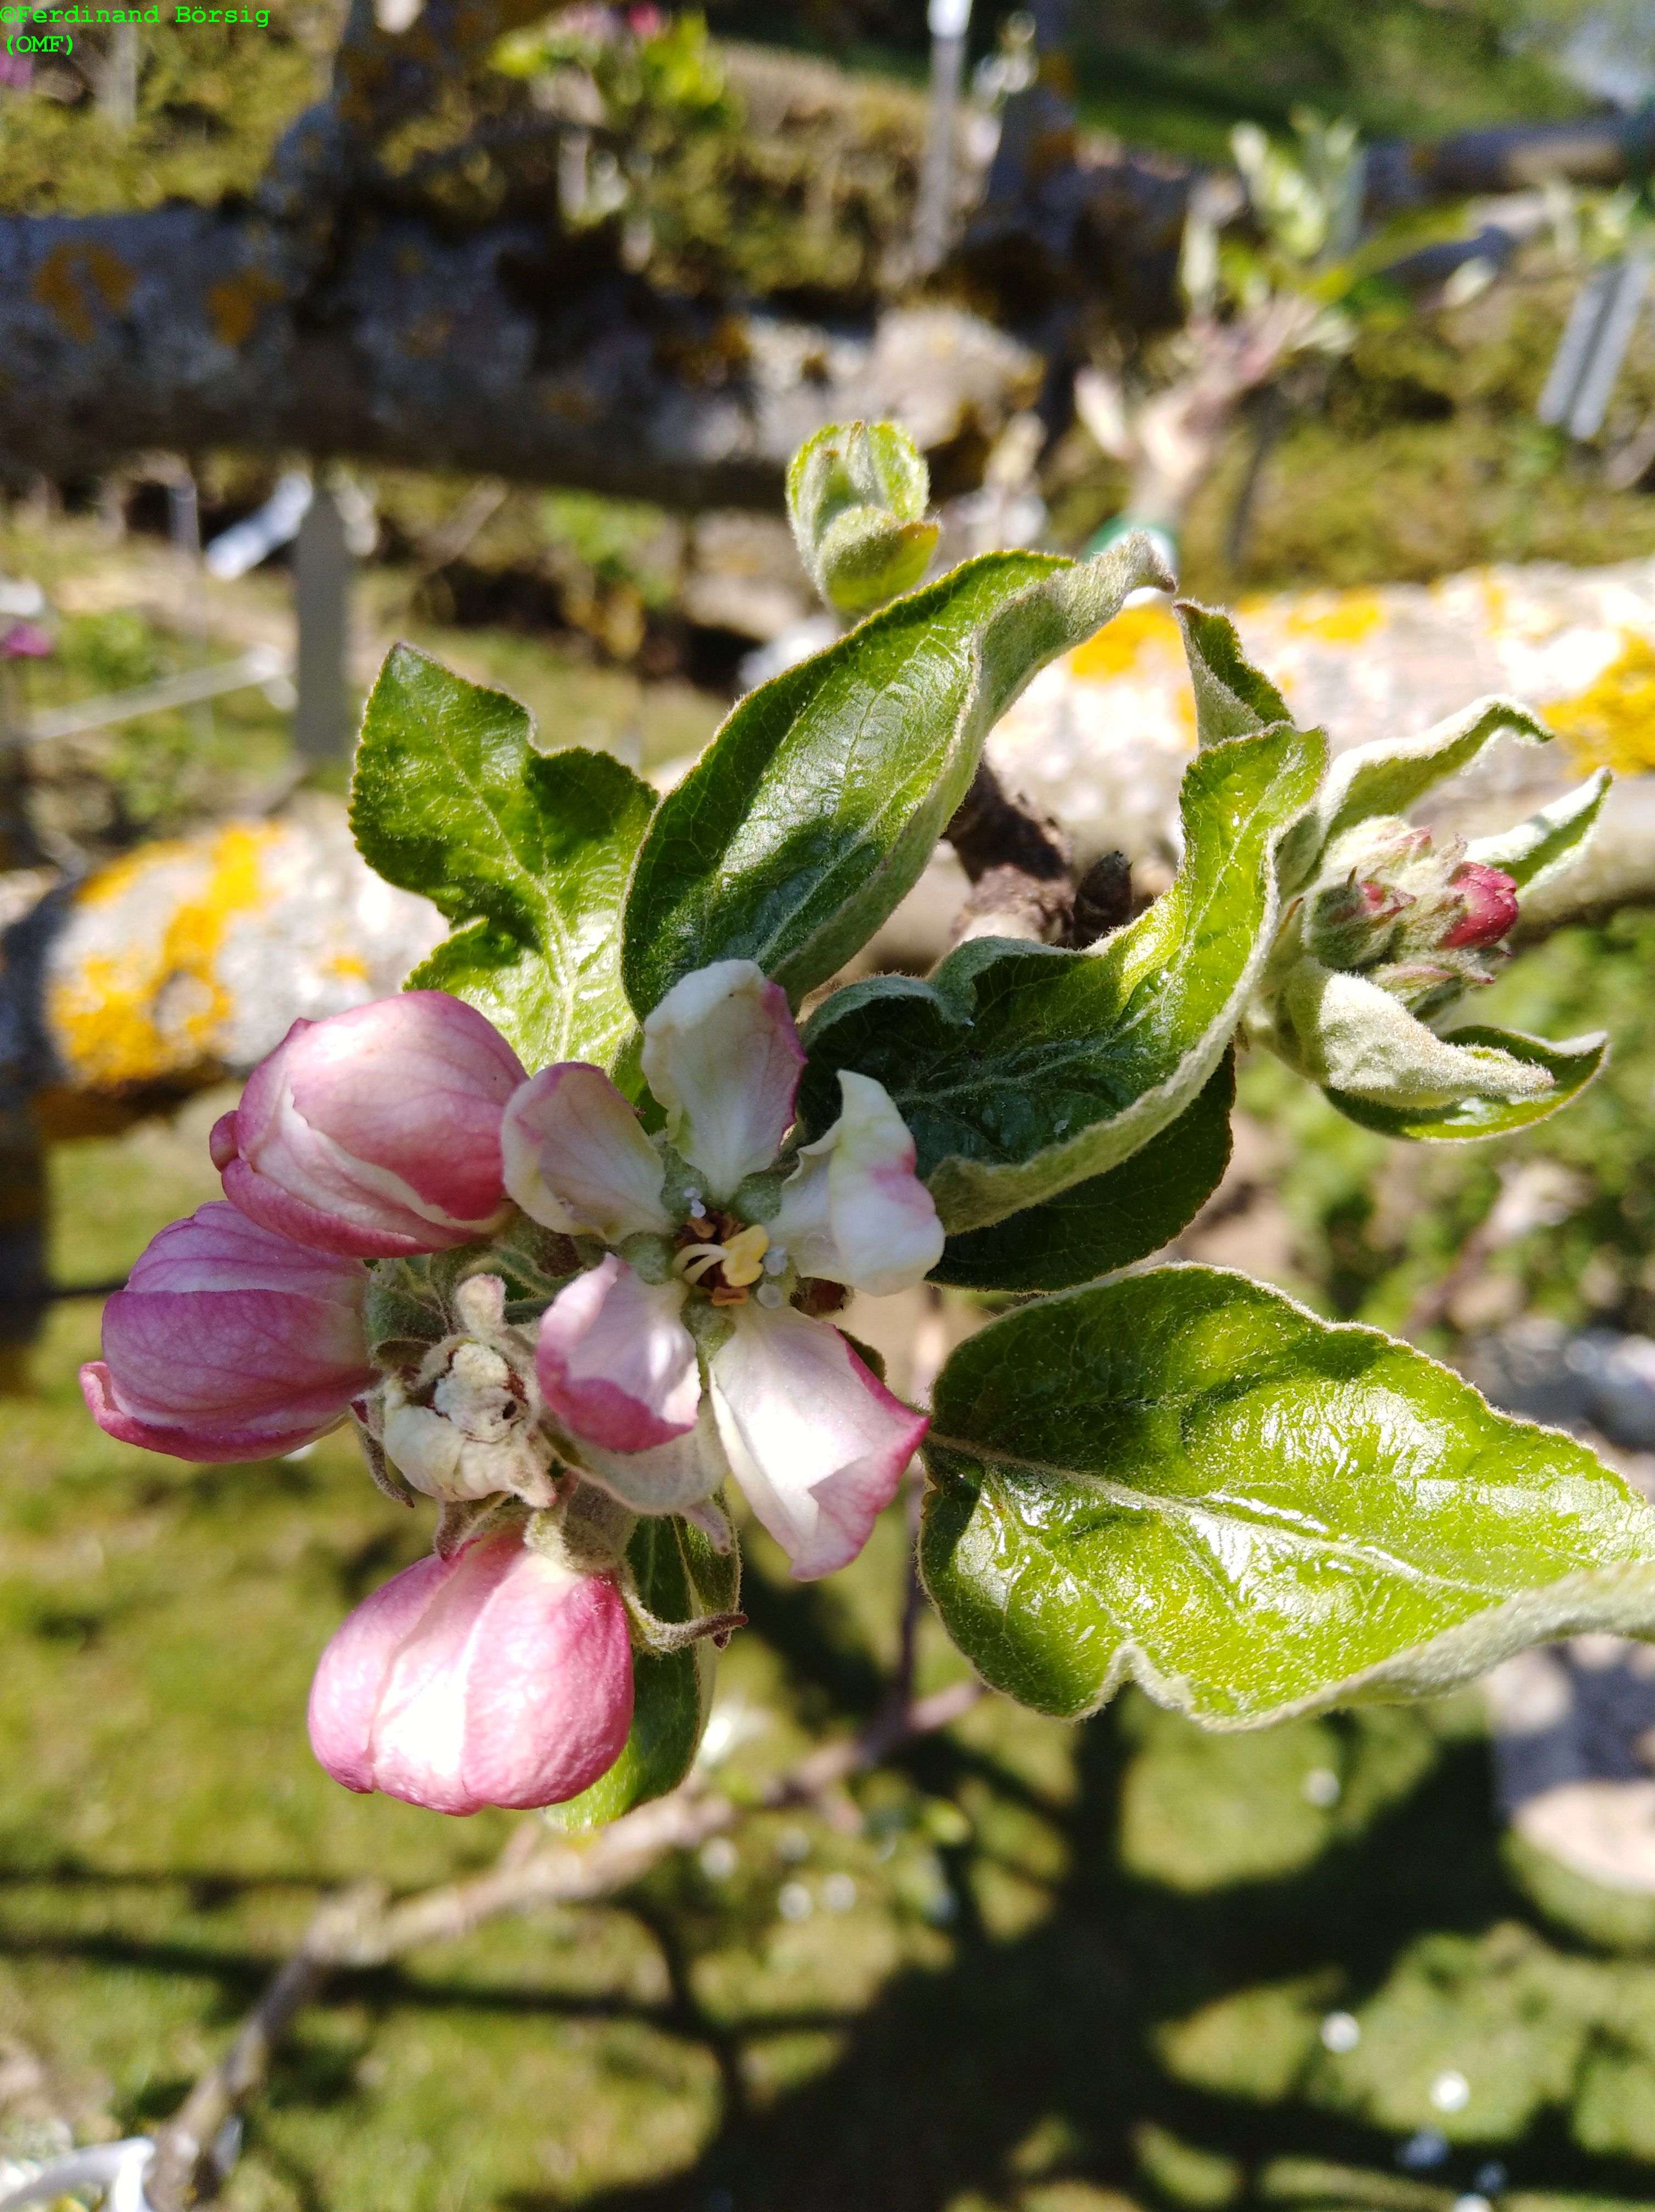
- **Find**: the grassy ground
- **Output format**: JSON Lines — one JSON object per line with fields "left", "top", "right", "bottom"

{"left": 5, "top": 1062, "right": 1655, "bottom": 2209}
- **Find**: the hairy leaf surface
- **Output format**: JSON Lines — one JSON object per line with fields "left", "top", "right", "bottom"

{"left": 1326, "top": 1024, "right": 1607, "bottom": 1139}
{"left": 1175, "top": 601, "right": 1291, "bottom": 746}
{"left": 1466, "top": 770, "right": 1611, "bottom": 895}
{"left": 621, "top": 537, "right": 1169, "bottom": 1014}
{"left": 353, "top": 645, "right": 654, "bottom": 1071}
{"left": 801, "top": 725, "right": 1322, "bottom": 1233}
{"left": 921, "top": 1268, "right": 1655, "bottom": 1728}
{"left": 932, "top": 1058, "right": 1234, "bottom": 1292}
{"left": 1282, "top": 696, "right": 1554, "bottom": 891}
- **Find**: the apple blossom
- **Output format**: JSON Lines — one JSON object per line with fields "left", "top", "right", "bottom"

{"left": 211, "top": 992, "right": 527, "bottom": 1259}
{"left": 307, "top": 1532, "right": 634, "bottom": 1814}
{"left": 505, "top": 959, "right": 940, "bottom": 1578}
{"left": 80, "top": 1201, "right": 373, "bottom": 1460}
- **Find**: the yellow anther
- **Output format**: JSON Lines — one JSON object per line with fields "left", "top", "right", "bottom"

{"left": 718, "top": 1223, "right": 770, "bottom": 1288}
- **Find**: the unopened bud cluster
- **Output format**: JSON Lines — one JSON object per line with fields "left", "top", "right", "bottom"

{"left": 1302, "top": 816, "right": 1521, "bottom": 1020}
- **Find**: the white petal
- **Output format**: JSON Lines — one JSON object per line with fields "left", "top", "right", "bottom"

{"left": 640, "top": 960, "right": 804, "bottom": 1201}
{"left": 570, "top": 1397, "right": 731, "bottom": 1516}
{"left": 535, "top": 1255, "right": 700, "bottom": 1451}
{"left": 709, "top": 1302, "right": 927, "bottom": 1579}
{"left": 502, "top": 1062, "right": 671, "bottom": 1240}
{"left": 771, "top": 1070, "right": 943, "bottom": 1296}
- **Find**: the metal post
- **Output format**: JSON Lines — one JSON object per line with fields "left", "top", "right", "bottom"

{"left": 167, "top": 463, "right": 213, "bottom": 742}
{"left": 913, "top": 0, "right": 972, "bottom": 276}
{"left": 294, "top": 474, "right": 351, "bottom": 762}
{"left": 1539, "top": 254, "right": 1651, "bottom": 442}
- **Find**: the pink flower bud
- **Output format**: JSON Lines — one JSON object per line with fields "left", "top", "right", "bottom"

{"left": 213, "top": 993, "right": 527, "bottom": 1258}
{"left": 80, "top": 1201, "right": 373, "bottom": 1461}
{"left": 1441, "top": 861, "right": 1520, "bottom": 950}
{"left": 307, "top": 1534, "right": 634, "bottom": 1814}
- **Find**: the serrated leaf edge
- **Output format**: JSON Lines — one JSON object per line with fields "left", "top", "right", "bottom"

{"left": 919, "top": 1262, "right": 1655, "bottom": 1730}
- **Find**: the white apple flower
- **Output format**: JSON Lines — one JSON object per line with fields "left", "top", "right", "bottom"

{"left": 500, "top": 960, "right": 943, "bottom": 1579}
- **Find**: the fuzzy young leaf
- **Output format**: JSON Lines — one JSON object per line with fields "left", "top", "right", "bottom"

{"left": 787, "top": 420, "right": 939, "bottom": 618}
{"left": 1466, "top": 769, "right": 1612, "bottom": 895}
{"left": 621, "top": 537, "right": 1172, "bottom": 1015}
{"left": 552, "top": 1512, "right": 738, "bottom": 1831}
{"left": 1175, "top": 601, "right": 1292, "bottom": 746}
{"left": 353, "top": 646, "right": 655, "bottom": 1072}
{"left": 921, "top": 1267, "right": 1655, "bottom": 1728}
{"left": 1273, "top": 961, "right": 1563, "bottom": 1113}
{"left": 801, "top": 724, "right": 1323, "bottom": 1234}
{"left": 932, "top": 1057, "right": 1234, "bottom": 1293}
{"left": 1326, "top": 1023, "right": 1607, "bottom": 1140}
{"left": 1283, "top": 695, "right": 1554, "bottom": 891}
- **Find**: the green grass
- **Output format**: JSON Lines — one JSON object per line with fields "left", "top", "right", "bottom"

{"left": 4, "top": 1069, "right": 1655, "bottom": 2209}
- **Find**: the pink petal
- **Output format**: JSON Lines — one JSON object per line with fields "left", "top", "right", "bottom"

{"left": 223, "top": 997, "right": 524, "bottom": 1256}
{"left": 709, "top": 1304, "right": 927, "bottom": 1579}
{"left": 639, "top": 960, "right": 804, "bottom": 1202}
{"left": 1443, "top": 861, "right": 1521, "bottom": 949}
{"left": 770, "top": 1070, "right": 943, "bottom": 1296}
{"left": 536, "top": 1254, "right": 699, "bottom": 1452}
{"left": 308, "top": 1536, "right": 635, "bottom": 1815}
{"left": 455, "top": 1553, "right": 634, "bottom": 1811}
{"left": 80, "top": 1362, "right": 343, "bottom": 1462}
{"left": 501, "top": 1062, "right": 671, "bottom": 1241}
{"left": 85, "top": 1203, "right": 373, "bottom": 1463}
{"left": 562, "top": 1399, "right": 731, "bottom": 1517}
{"left": 308, "top": 1550, "right": 452, "bottom": 1795}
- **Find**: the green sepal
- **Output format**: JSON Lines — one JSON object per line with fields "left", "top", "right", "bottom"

{"left": 621, "top": 535, "right": 1172, "bottom": 1015}
{"left": 551, "top": 1510, "right": 740, "bottom": 1832}
{"left": 351, "top": 645, "right": 655, "bottom": 1073}
{"left": 800, "top": 723, "right": 1323, "bottom": 1234}
{"left": 932, "top": 1056, "right": 1235, "bottom": 1293}
{"left": 1326, "top": 1023, "right": 1608, "bottom": 1140}
{"left": 920, "top": 1267, "right": 1655, "bottom": 1729}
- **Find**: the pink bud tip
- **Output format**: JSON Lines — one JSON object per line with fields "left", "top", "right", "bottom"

{"left": 3, "top": 622, "right": 51, "bottom": 659}
{"left": 1442, "top": 862, "right": 1520, "bottom": 950}
{"left": 219, "top": 994, "right": 528, "bottom": 1258}
{"left": 307, "top": 1534, "right": 634, "bottom": 1814}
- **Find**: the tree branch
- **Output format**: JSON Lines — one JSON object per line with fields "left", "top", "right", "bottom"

{"left": 144, "top": 1676, "right": 983, "bottom": 2210}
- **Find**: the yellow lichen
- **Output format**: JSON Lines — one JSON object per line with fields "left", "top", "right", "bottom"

{"left": 206, "top": 266, "right": 286, "bottom": 349}
{"left": 1068, "top": 601, "right": 1184, "bottom": 682}
{"left": 1281, "top": 589, "right": 1387, "bottom": 646}
{"left": 49, "top": 825, "right": 276, "bottom": 1090}
{"left": 1541, "top": 635, "right": 1655, "bottom": 776}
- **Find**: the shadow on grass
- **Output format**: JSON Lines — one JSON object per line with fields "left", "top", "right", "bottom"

{"left": 525, "top": 1713, "right": 1655, "bottom": 2212}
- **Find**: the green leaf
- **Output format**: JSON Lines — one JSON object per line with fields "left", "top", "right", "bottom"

{"left": 352, "top": 645, "right": 655, "bottom": 1071}
{"left": 1326, "top": 1023, "right": 1607, "bottom": 1140}
{"left": 1284, "top": 695, "right": 1554, "bottom": 891}
{"left": 1175, "top": 601, "right": 1291, "bottom": 746}
{"left": 1466, "top": 769, "right": 1612, "bottom": 895}
{"left": 621, "top": 537, "right": 1171, "bottom": 1015}
{"left": 552, "top": 1512, "right": 739, "bottom": 1831}
{"left": 800, "top": 724, "right": 1324, "bottom": 1234}
{"left": 921, "top": 1267, "right": 1655, "bottom": 1729}
{"left": 932, "top": 1057, "right": 1235, "bottom": 1293}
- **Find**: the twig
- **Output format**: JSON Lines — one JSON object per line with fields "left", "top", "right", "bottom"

{"left": 145, "top": 1678, "right": 983, "bottom": 2208}
{"left": 943, "top": 761, "right": 1076, "bottom": 945}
